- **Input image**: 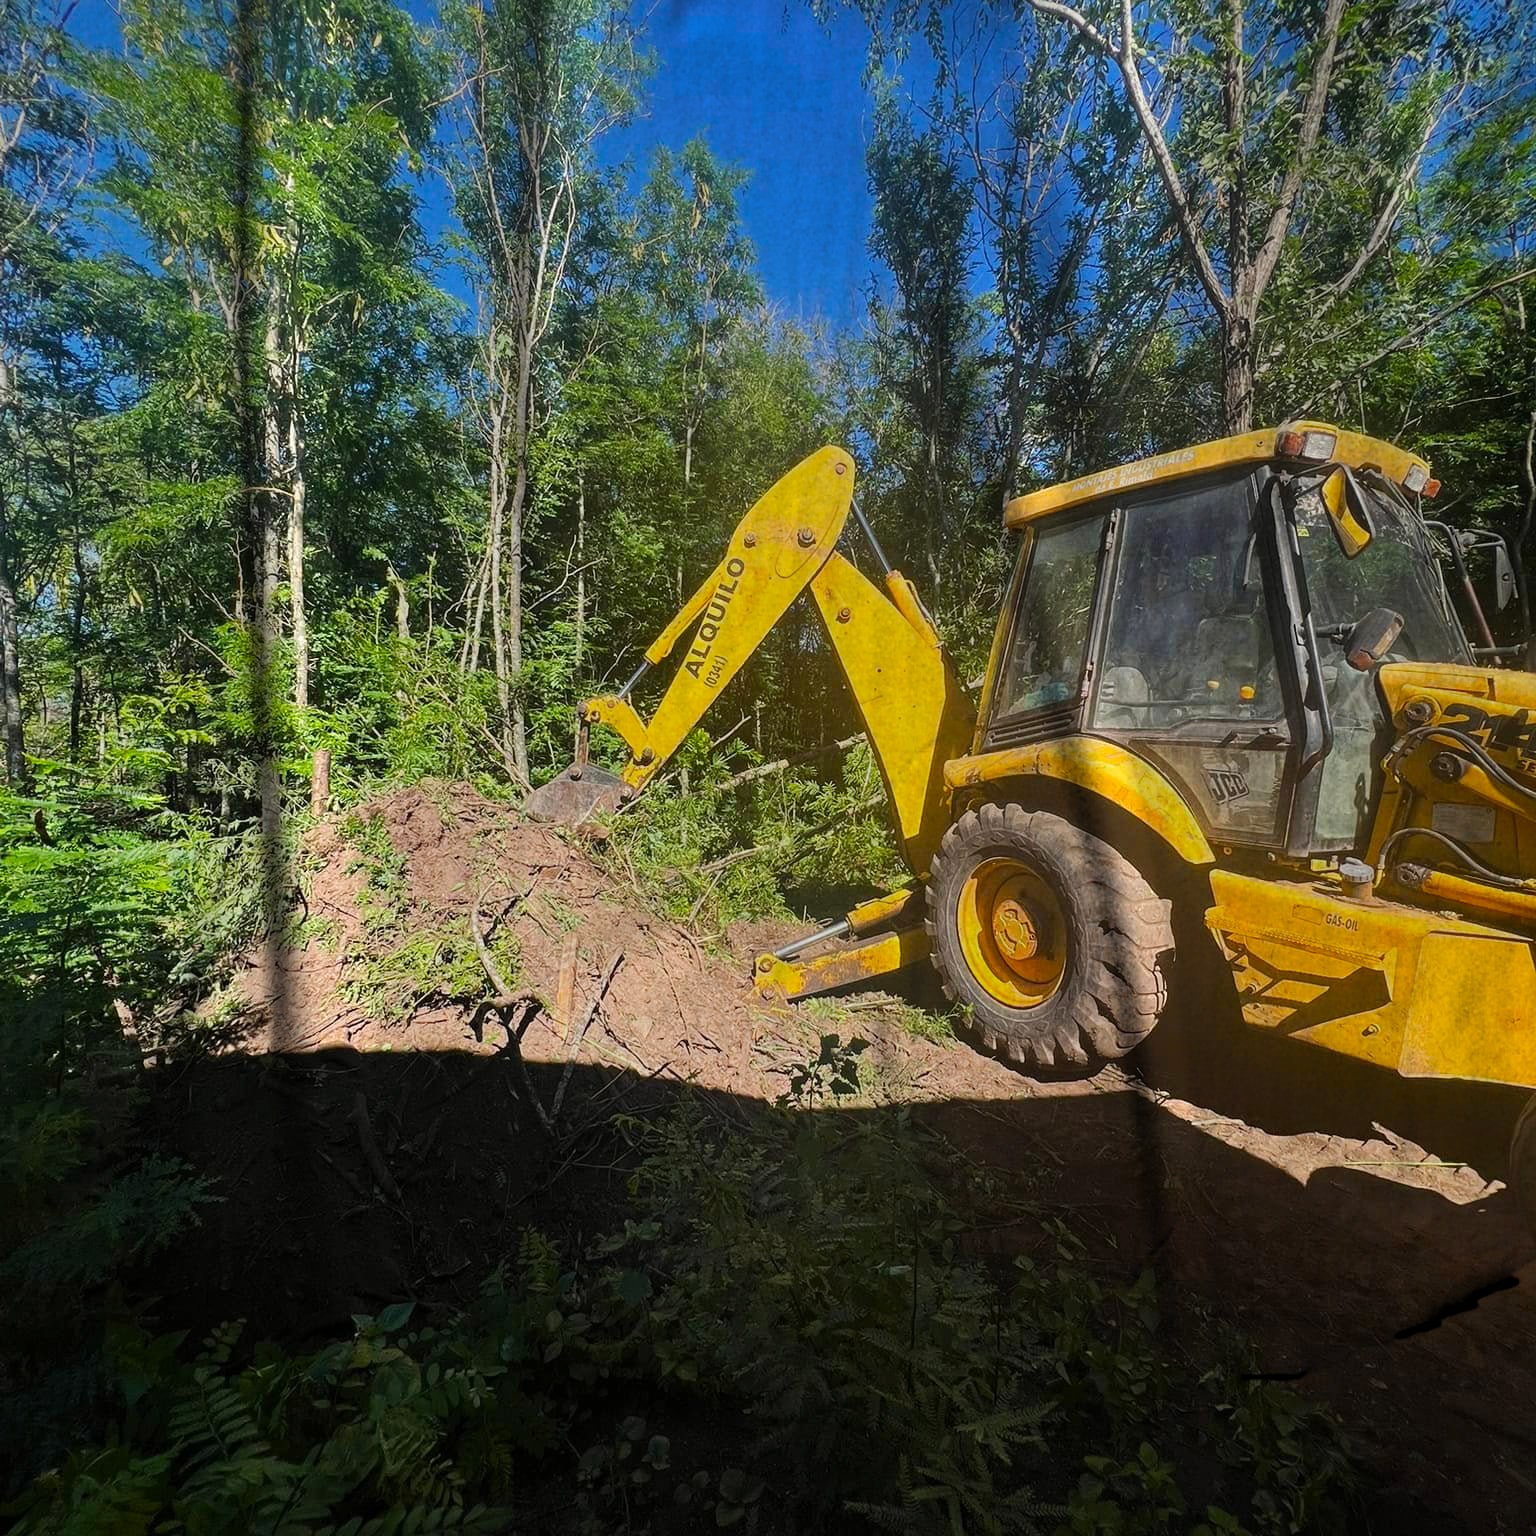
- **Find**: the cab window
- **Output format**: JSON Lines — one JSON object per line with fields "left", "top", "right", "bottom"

{"left": 1090, "top": 478, "right": 1282, "bottom": 731}
{"left": 997, "top": 511, "right": 1109, "bottom": 719}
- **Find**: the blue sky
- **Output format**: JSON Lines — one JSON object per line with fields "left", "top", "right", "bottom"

{"left": 609, "top": 1, "right": 877, "bottom": 326}
{"left": 68, "top": 0, "right": 883, "bottom": 325}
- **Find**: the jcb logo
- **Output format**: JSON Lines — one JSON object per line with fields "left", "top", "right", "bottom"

{"left": 1206, "top": 767, "right": 1250, "bottom": 806}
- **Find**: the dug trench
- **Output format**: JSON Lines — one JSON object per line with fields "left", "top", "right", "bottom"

{"left": 134, "top": 784, "right": 1534, "bottom": 1531}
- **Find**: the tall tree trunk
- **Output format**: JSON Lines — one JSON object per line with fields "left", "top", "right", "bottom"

{"left": 0, "top": 356, "right": 25, "bottom": 786}
{"left": 1221, "top": 0, "right": 1253, "bottom": 438}
{"left": 924, "top": 433, "right": 944, "bottom": 596}
{"left": 287, "top": 381, "right": 309, "bottom": 709}
{"left": 574, "top": 475, "right": 586, "bottom": 673}
{"left": 504, "top": 332, "right": 533, "bottom": 785}
{"left": 0, "top": 531, "right": 24, "bottom": 787}
{"left": 1221, "top": 310, "right": 1255, "bottom": 434}
{"left": 69, "top": 519, "right": 86, "bottom": 760}
{"left": 486, "top": 348, "right": 513, "bottom": 775}
{"left": 505, "top": 450, "right": 529, "bottom": 783}
{"left": 256, "top": 309, "right": 286, "bottom": 916}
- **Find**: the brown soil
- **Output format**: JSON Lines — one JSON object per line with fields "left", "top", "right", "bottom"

{"left": 151, "top": 783, "right": 1536, "bottom": 1533}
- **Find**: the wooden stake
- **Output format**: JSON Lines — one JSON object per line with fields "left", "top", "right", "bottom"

{"left": 311, "top": 748, "right": 331, "bottom": 815}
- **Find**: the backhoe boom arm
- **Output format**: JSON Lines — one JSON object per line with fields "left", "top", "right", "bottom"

{"left": 528, "top": 446, "right": 976, "bottom": 877}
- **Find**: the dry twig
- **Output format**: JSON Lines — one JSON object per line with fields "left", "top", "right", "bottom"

{"left": 551, "top": 951, "right": 624, "bottom": 1120}
{"left": 349, "top": 1094, "right": 402, "bottom": 1201}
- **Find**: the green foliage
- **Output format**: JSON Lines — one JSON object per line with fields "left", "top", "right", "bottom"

{"left": 1210, "top": 1367, "right": 1358, "bottom": 1536}
{"left": 2, "top": 1153, "right": 217, "bottom": 1297}
{"left": 11, "top": 1092, "right": 1360, "bottom": 1534}
{"left": 0, "top": 773, "right": 253, "bottom": 1490}
{"left": 13, "top": 1313, "right": 509, "bottom": 1536}
{"left": 311, "top": 611, "right": 511, "bottom": 796}
{"left": 608, "top": 735, "right": 905, "bottom": 932}
{"left": 341, "top": 925, "right": 513, "bottom": 1026}
{"left": 777, "top": 1032, "right": 870, "bottom": 1106}
{"left": 340, "top": 808, "right": 412, "bottom": 931}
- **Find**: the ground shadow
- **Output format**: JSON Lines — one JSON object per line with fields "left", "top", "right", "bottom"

{"left": 133, "top": 1040, "right": 1536, "bottom": 1535}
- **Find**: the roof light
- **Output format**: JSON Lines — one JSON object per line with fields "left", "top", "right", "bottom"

{"left": 1403, "top": 464, "right": 1430, "bottom": 494}
{"left": 1277, "top": 427, "right": 1337, "bottom": 461}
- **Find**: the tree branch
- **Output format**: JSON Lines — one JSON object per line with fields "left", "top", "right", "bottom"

{"left": 1303, "top": 268, "right": 1536, "bottom": 413}
{"left": 1247, "top": 0, "right": 1345, "bottom": 305}
{"left": 1021, "top": 0, "right": 1231, "bottom": 319}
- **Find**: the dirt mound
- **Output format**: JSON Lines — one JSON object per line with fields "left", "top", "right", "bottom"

{"left": 149, "top": 783, "right": 1026, "bottom": 1345}
{"left": 227, "top": 781, "right": 1009, "bottom": 1104}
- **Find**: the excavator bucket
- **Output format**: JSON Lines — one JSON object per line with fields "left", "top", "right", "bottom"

{"left": 523, "top": 764, "right": 625, "bottom": 828}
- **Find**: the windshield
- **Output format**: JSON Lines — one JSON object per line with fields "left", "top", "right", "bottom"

{"left": 1290, "top": 472, "right": 1470, "bottom": 664}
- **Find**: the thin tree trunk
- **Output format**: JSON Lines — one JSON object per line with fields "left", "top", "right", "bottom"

{"left": 0, "top": 356, "right": 26, "bottom": 786}
{"left": 487, "top": 358, "right": 512, "bottom": 771}
{"left": 464, "top": 551, "right": 489, "bottom": 673}
{"left": 1221, "top": 0, "right": 1254, "bottom": 437}
{"left": 925, "top": 434, "right": 944, "bottom": 596}
{"left": 0, "top": 532, "right": 24, "bottom": 787}
{"left": 256, "top": 307, "right": 286, "bottom": 916}
{"left": 388, "top": 567, "right": 409, "bottom": 639}
{"left": 287, "top": 388, "right": 309, "bottom": 709}
{"left": 1517, "top": 403, "right": 1535, "bottom": 650}
{"left": 506, "top": 450, "right": 529, "bottom": 783}
{"left": 574, "top": 475, "right": 586, "bottom": 673}
{"left": 69, "top": 519, "right": 86, "bottom": 759}
{"left": 505, "top": 332, "right": 533, "bottom": 785}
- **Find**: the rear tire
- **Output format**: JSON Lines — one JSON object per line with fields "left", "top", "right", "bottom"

{"left": 1511, "top": 1093, "right": 1536, "bottom": 1237}
{"left": 926, "top": 803, "right": 1174, "bottom": 1072}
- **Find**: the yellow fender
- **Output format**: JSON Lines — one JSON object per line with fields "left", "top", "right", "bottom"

{"left": 942, "top": 737, "right": 1215, "bottom": 866}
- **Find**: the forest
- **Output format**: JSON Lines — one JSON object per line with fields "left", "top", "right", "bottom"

{"left": 3, "top": 0, "right": 1536, "bottom": 1529}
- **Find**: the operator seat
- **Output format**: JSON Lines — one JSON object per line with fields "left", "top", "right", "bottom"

{"left": 1183, "top": 610, "right": 1265, "bottom": 713}
{"left": 1097, "top": 666, "right": 1152, "bottom": 729}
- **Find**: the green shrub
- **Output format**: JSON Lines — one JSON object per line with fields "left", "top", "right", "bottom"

{"left": 9, "top": 1075, "right": 1360, "bottom": 1534}
{"left": 607, "top": 734, "right": 905, "bottom": 932}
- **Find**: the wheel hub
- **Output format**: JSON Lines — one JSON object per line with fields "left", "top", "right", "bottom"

{"left": 991, "top": 888, "right": 1040, "bottom": 962}
{"left": 955, "top": 857, "right": 1067, "bottom": 1009}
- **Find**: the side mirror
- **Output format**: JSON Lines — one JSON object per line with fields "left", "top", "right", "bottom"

{"left": 1451, "top": 527, "right": 1520, "bottom": 615}
{"left": 1344, "top": 607, "right": 1405, "bottom": 671}
{"left": 1494, "top": 539, "right": 1516, "bottom": 612}
{"left": 1319, "top": 466, "right": 1374, "bottom": 558}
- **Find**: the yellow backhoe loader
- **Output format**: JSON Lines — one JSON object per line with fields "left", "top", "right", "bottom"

{"left": 525, "top": 427, "right": 1536, "bottom": 1222}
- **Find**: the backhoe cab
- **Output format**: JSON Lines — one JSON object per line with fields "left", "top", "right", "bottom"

{"left": 529, "top": 425, "right": 1536, "bottom": 1226}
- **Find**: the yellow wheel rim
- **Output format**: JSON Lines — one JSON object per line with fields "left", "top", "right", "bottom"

{"left": 955, "top": 856, "right": 1067, "bottom": 1009}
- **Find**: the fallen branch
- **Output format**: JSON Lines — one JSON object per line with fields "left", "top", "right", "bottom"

{"left": 718, "top": 733, "right": 865, "bottom": 791}
{"left": 349, "top": 1093, "right": 402, "bottom": 1201}
{"left": 551, "top": 951, "right": 624, "bottom": 1121}
{"left": 316, "top": 1145, "right": 370, "bottom": 1203}
{"left": 468, "top": 887, "right": 553, "bottom": 1135}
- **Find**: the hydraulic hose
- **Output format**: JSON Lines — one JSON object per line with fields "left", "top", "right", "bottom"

{"left": 1385, "top": 723, "right": 1536, "bottom": 811}
{"left": 1378, "top": 824, "right": 1522, "bottom": 888}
